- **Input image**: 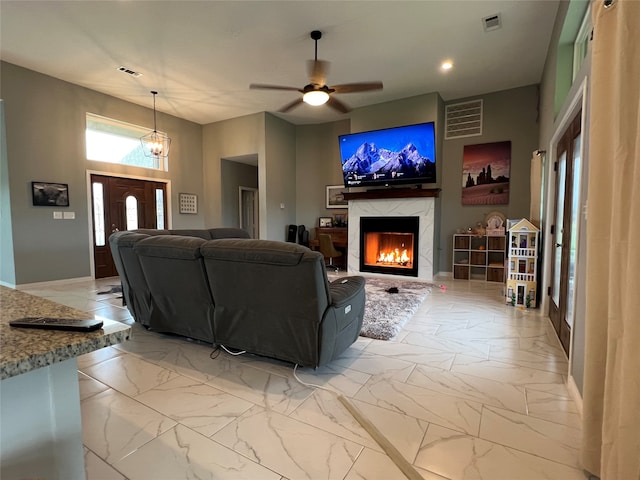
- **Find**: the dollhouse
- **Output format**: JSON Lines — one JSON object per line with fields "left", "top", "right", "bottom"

{"left": 506, "top": 218, "right": 539, "bottom": 307}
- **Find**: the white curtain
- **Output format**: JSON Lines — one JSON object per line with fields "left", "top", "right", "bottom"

{"left": 529, "top": 149, "right": 543, "bottom": 227}
{"left": 581, "top": 0, "right": 640, "bottom": 478}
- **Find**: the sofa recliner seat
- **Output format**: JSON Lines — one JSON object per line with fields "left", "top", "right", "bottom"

{"left": 134, "top": 235, "right": 215, "bottom": 343}
{"left": 200, "top": 239, "right": 366, "bottom": 367}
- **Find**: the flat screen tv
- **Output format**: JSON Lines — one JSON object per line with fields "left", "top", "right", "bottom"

{"left": 339, "top": 122, "right": 436, "bottom": 188}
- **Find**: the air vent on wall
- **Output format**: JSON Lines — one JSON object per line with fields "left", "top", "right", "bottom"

{"left": 117, "top": 66, "right": 143, "bottom": 78}
{"left": 445, "top": 99, "right": 483, "bottom": 140}
{"left": 482, "top": 13, "right": 502, "bottom": 32}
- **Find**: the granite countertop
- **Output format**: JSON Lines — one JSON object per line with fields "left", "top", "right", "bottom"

{"left": 0, "top": 286, "right": 131, "bottom": 380}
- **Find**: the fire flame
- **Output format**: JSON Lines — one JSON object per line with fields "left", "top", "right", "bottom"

{"left": 377, "top": 248, "right": 411, "bottom": 265}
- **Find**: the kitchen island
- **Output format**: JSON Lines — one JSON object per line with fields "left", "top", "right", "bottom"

{"left": 0, "top": 285, "right": 131, "bottom": 480}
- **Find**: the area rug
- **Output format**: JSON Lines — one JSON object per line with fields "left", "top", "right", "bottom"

{"left": 360, "top": 277, "right": 431, "bottom": 340}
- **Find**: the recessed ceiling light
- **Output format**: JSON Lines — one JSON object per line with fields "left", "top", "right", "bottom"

{"left": 441, "top": 61, "right": 454, "bottom": 71}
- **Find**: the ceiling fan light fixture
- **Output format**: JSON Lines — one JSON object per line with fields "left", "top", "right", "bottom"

{"left": 141, "top": 90, "right": 171, "bottom": 159}
{"left": 303, "top": 90, "right": 330, "bottom": 106}
{"left": 441, "top": 60, "right": 454, "bottom": 71}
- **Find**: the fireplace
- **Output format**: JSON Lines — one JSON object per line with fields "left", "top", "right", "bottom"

{"left": 360, "top": 216, "right": 419, "bottom": 277}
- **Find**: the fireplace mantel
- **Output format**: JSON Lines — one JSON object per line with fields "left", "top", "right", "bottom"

{"left": 343, "top": 188, "right": 440, "bottom": 201}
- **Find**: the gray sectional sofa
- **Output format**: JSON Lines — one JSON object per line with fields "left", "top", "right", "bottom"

{"left": 109, "top": 229, "right": 366, "bottom": 367}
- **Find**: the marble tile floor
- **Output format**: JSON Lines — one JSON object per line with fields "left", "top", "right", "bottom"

{"left": 19, "top": 276, "right": 589, "bottom": 480}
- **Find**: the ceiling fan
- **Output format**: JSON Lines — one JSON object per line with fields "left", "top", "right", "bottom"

{"left": 250, "top": 30, "right": 383, "bottom": 114}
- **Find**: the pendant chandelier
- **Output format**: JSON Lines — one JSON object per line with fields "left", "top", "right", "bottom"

{"left": 140, "top": 90, "right": 171, "bottom": 159}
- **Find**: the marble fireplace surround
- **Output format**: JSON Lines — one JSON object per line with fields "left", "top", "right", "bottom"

{"left": 346, "top": 194, "right": 436, "bottom": 281}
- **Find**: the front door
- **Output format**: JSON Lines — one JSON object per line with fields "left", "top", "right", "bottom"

{"left": 91, "top": 175, "right": 167, "bottom": 278}
{"left": 549, "top": 112, "right": 582, "bottom": 354}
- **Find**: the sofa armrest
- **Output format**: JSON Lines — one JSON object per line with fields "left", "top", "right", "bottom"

{"left": 329, "top": 276, "right": 366, "bottom": 307}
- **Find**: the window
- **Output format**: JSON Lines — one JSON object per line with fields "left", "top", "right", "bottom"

{"left": 573, "top": 8, "right": 592, "bottom": 80}
{"left": 92, "top": 182, "right": 106, "bottom": 246}
{"left": 125, "top": 195, "right": 139, "bottom": 230}
{"left": 85, "top": 113, "right": 168, "bottom": 171}
{"left": 155, "top": 188, "right": 165, "bottom": 229}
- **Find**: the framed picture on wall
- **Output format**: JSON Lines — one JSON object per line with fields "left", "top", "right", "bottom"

{"left": 32, "top": 182, "right": 69, "bottom": 207}
{"left": 461, "top": 141, "right": 511, "bottom": 205}
{"left": 319, "top": 217, "right": 333, "bottom": 228}
{"left": 326, "top": 185, "right": 349, "bottom": 209}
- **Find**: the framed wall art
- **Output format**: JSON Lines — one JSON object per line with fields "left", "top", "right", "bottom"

{"left": 319, "top": 217, "right": 333, "bottom": 228}
{"left": 326, "top": 185, "right": 349, "bottom": 209}
{"left": 179, "top": 193, "right": 198, "bottom": 214}
{"left": 32, "top": 182, "right": 69, "bottom": 207}
{"left": 461, "top": 141, "right": 511, "bottom": 205}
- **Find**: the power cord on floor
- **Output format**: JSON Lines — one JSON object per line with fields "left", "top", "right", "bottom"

{"left": 220, "top": 344, "right": 247, "bottom": 356}
{"left": 292, "top": 364, "right": 339, "bottom": 395}
{"left": 210, "top": 344, "right": 247, "bottom": 359}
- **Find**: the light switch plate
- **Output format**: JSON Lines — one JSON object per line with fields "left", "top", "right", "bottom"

{"left": 63, "top": 211, "right": 75, "bottom": 219}
{"left": 53, "top": 211, "right": 63, "bottom": 219}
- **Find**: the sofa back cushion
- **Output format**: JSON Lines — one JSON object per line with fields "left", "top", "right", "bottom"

{"left": 201, "top": 239, "right": 331, "bottom": 366}
{"left": 109, "top": 231, "right": 152, "bottom": 323}
{"left": 134, "top": 235, "right": 215, "bottom": 343}
{"left": 207, "top": 228, "right": 251, "bottom": 240}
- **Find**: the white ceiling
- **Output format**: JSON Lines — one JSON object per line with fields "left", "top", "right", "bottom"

{"left": 0, "top": 1, "right": 559, "bottom": 126}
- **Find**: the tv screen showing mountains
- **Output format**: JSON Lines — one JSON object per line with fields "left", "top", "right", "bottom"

{"left": 339, "top": 123, "right": 436, "bottom": 186}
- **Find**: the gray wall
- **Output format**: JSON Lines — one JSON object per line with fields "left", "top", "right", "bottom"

{"left": 202, "top": 112, "right": 265, "bottom": 231}
{"left": 0, "top": 100, "right": 16, "bottom": 285}
{"left": 220, "top": 159, "right": 258, "bottom": 228}
{"left": 0, "top": 62, "right": 203, "bottom": 285}
{"left": 440, "top": 85, "right": 539, "bottom": 272}
{"left": 295, "top": 120, "right": 350, "bottom": 233}
{"left": 264, "top": 114, "right": 297, "bottom": 241}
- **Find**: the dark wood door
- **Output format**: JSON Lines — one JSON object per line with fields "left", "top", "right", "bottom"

{"left": 549, "top": 113, "right": 581, "bottom": 354}
{"left": 91, "top": 175, "right": 167, "bottom": 278}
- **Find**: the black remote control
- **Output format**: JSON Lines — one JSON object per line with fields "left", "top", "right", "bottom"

{"left": 9, "top": 317, "right": 103, "bottom": 332}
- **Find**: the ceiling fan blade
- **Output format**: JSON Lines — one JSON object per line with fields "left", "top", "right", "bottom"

{"left": 278, "top": 98, "right": 304, "bottom": 113}
{"left": 327, "top": 96, "right": 351, "bottom": 114}
{"left": 307, "top": 59, "right": 330, "bottom": 86}
{"left": 250, "top": 83, "right": 301, "bottom": 92}
{"left": 331, "top": 82, "right": 384, "bottom": 94}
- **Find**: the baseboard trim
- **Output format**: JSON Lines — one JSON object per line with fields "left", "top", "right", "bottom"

{"left": 15, "top": 276, "right": 96, "bottom": 290}
{"left": 567, "top": 374, "right": 583, "bottom": 417}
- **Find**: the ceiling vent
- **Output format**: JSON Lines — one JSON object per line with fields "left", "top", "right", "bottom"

{"left": 482, "top": 13, "right": 502, "bottom": 32}
{"left": 445, "top": 99, "right": 483, "bottom": 140}
{"left": 117, "top": 66, "right": 142, "bottom": 78}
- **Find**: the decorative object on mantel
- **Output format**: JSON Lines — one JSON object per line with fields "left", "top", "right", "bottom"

{"left": 140, "top": 90, "right": 171, "bottom": 159}
{"left": 358, "top": 277, "right": 431, "bottom": 340}
{"left": 179, "top": 193, "right": 197, "bottom": 214}
{"left": 462, "top": 141, "right": 510, "bottom": 205}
